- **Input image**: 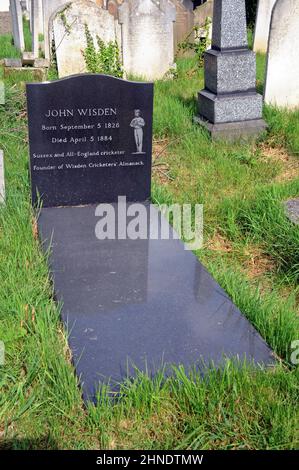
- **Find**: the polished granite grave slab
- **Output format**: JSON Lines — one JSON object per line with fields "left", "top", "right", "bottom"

{"left": 38, "top": 202, "right": 274, "bottom": 401}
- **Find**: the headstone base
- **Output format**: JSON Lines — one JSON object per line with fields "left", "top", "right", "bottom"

{"left": 22, "top": 52, "right": 35, "bottom": 66}
{"left": 4, "top": 58, "right": 22, "bottom": 67}
{"left": 4, "top": 66, "right": 47, "bottom": 81}
{"left": 198, "top": 89, "right": 263, "bottom": 123}
{"left": 194, "top": 115, "right": 267, "bottom": 141}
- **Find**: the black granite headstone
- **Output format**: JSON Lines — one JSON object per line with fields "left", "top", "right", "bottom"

{"left": 27, "top": 75, "right": 153, "bottom": 207}
{"left": 26, "top": 74, "right": 274, "bottom": 402}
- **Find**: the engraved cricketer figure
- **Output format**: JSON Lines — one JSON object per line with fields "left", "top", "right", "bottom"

{"left": 130, "top": 109, "right": 145, "bottom": 154}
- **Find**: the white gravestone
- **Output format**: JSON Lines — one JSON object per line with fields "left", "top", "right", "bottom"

{"left": 43, "top": 0, "right": 107, "bottom": 59}
{"left": 32, "top": 0, "right": 43, "bottom": 57}
{"left": 253, "top": 0, "right": 276, "bottom": 54}
{"left": 0, "top": 150, "right": 5, "bottom": 204}
{"left": 264, "top": 0, "right": 299, "bottom": 109}
{"left": 10, "top": 0, "right": 25, "bottom": 51}
{"left": 52, "top": 0, "right": 120, "bottom": 77}
{"left": 42, "top": 0, "right": 68, "bottom": 59}
{"left": 1, "top": 0, "right": 10, "bottom": 11}
{"left": 119, "top": 0, "right": 176, "bottom": 80}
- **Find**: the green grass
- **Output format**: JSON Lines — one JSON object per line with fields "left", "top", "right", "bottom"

{"left": 23, "top": 18, "right": 32, "bottom": 53}
{"left": 219, "top": 181, "right": 299, "bottom": 283}
{"left": 0, "top": 34, "right": 21, "bottom": 59}
{"left": 0, "top": 18, "right": 32, "bottom": 60}
{"left": 0, "top": 42, "right": 298, "bottom": 449}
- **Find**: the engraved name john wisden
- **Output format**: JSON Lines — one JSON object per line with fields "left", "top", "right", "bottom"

{"left": 130, "top": 110, "right": 145, "bottom": 154}
{"left": 44, "top": 107, "right": 117, "bottom": 118}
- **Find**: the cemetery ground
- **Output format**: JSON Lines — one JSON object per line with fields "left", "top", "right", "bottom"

{"left": 0, "top": 37, "right": 298, "bottom": 450}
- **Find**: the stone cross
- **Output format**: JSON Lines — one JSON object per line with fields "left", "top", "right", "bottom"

{"left": 195, "top": 0, "right": 266, "bottom": 140}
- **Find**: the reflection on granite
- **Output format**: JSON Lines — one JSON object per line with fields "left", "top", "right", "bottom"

{"left": 38, "top": 203, "right": 274, "bottom": 401}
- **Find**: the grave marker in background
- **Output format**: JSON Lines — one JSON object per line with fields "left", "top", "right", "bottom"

{"left": 119, "top": 0, "right": 176, "bottom": 80}
{"left": 195, "top": 0, "right": 266, "bottom": 140}
{"left": 0, "top": 0, "right": 12, "bottom": 35}
{"left": 0, "top": 11, "right": 12, "bottom": 35}
{"left": 10, "top": 0, "right": 25, "bottom": 51}
{"left": 51, "top": 0, "right": 120, "bottom": 77}
{"left": 253, "top": 0, "right": 276, "bottom": 54}
{"left": 32, "top": 0, "right": 43, "bottom": 58}
{"left": 194, "top": 0, "right": 213, "bottom": 26}
{"left": 42, "top": 0, "right": 67, "bottom": 59}
{"left": 264, "top": 0, "right": 299, "bottom": 109}
{"left": 172, "top": 0, "right": 194, "bottom": 56}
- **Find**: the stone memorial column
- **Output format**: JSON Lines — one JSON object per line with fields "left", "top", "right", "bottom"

{"left": 195, "top": 0, "right": 266, "bottom": 140}
{"left": 10, "top": 0, "right": 25, "bottom": 51}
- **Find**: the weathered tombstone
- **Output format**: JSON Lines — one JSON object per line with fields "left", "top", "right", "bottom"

{"left": 51, "top": 0, "right": 120, "bottom": 78}
{"left": 195, "top": 0, "right": 266, "bottom": 140}
{"left": 119, "top": 0, "right": 176, "bottom": 80}
{"left": 4, "top": 57, "right": 22, "bottom": 67}
{"left": 172, "top": 0, "right": 194, "bottom": 55}
{"left": 43, "top": 0, "right": 109, "bottom": 60}
{"left": 32, "top": 0, "right": 43, "bottom": 58}
{"left": 253, "top": 0, "right": 276, "bottom": 54}
{"left": 26, "top": 74, "right": 274, "bottom": 400}
{"left": 10, "top": 0, "right": 25, "bottom": 51}
{"left": 0, "top": 11, "right": 12, "bottom": 35}
{"left": 264, "top": 0, "right": 299, "bottom": 109}
{"left": 0, "top": 0, "right": 11, "bottom": 35}
{"left": 42, "top": 0, "right": 66, "bottom": 59}
{"left": 194, "top": 0, "right": 213, "bottom": 26}
{"left": 0, "top": 150, "right": 5, "bottom": 204}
